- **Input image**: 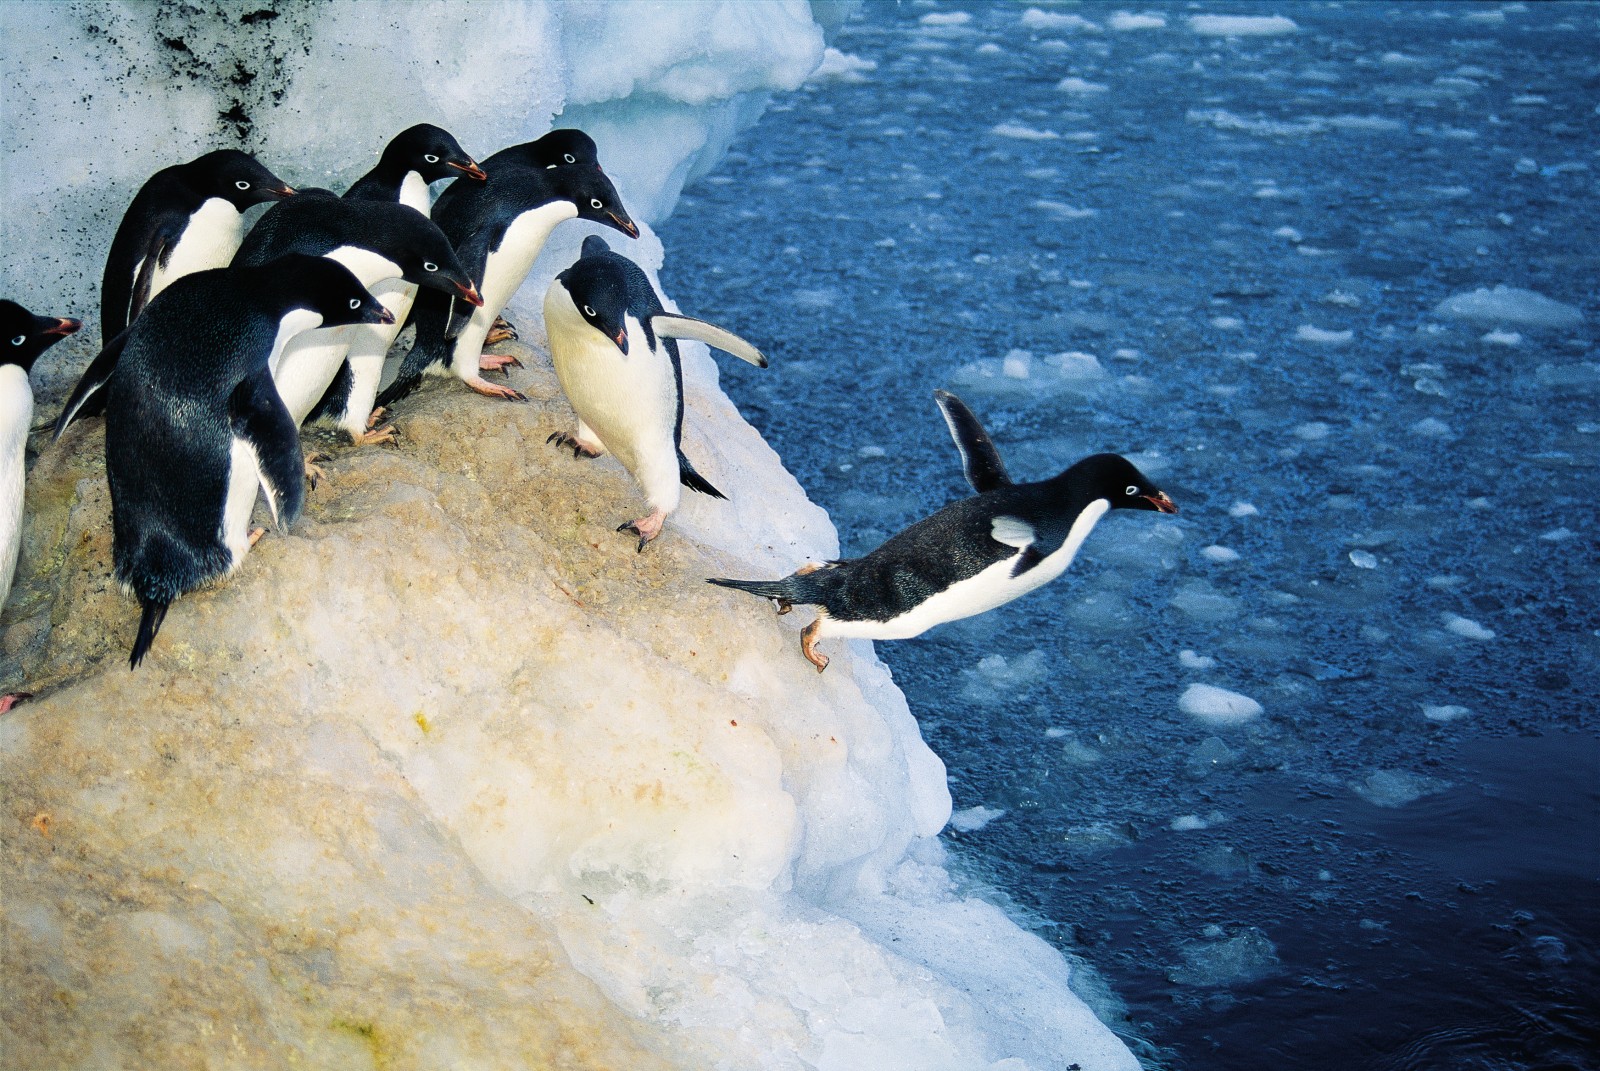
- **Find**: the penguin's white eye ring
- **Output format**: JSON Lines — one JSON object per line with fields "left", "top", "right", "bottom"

{"left": 589, "top": 198, "right": 603, "bottom": 209}
{"left": 423, "top": 261, "right": 438, "bottom": 272}
{"left": 348, "top": 298, "right": 361, "bottom": 310}
{"left": 1125, "top": 485, "right": 1139, "bottom": 496}
{"left": 235, "top": 180, "right": 251, "bottom": 190}
{"left": 9, "top": 335, "right": 24, "bottom": 346}
{"left": 423, "top": 154, "right": 440, "bottom": 164}
{"left": 582, "top": 305, "right": 596, "bottom": 317}
{"left": 564, "top": 153, "right": 576, "bottom": 164}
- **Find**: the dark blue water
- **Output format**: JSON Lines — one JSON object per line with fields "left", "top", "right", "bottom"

{"left": 660, "top": 3, "right": 1599, "bottom": 1068}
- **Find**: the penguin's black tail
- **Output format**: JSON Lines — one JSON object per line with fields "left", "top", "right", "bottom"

{"left": 706, "top": 576, "right": 801, "bottom": 602}
{"left": 679, "top": 453, "right": 726, "bottom": 500}
{"left": 130, "top": 599, "right": 170, "bottom": 670}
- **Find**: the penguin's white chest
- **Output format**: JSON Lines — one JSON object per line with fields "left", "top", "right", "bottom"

{"left": 451, "top": 202, "right": 578, "bottom": 373}
{"left": 145, "top": 198, "right": 243, "bottom": 301}
{"left": 0, "top": 365, "right": 33, "bottom": 606}
{"left": 399, "top": 171, "right": 432, "bottom": 216}
{"left": 824, "top": 499, "right": 1112, "bottom": 640}
{"left": 272, "top": 248, "right": 400, "bottom": 424}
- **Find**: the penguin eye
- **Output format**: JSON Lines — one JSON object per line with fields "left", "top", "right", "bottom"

{"left": 589, "top": 198, "right": 603, "bottom": 209}
{"left": 564, "top": 153, "right": 576, "bottom": 164}
{"left": 423, "top": 154, "right": 440, "bottom": 164}
{"left": 235, "top": 180, "right": 251, "bottom": 190}
{"left": 423, "top": 261, "right": 438, "bottom": 272}
{"left": 9, "top": 335, "right": 24, "bottom": 346}
{"left": 348, "top": 298, "right": 361, "bottom": 310}
{"left": 1125, "top": 485, "right": 1139, "bottom": 496}
{"left": 582, "top": 305, "right": 596, "bottom": 317}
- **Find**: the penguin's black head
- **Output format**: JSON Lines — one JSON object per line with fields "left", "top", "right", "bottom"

{"left": 1073, "top": 453, "right": 1179, "bottom": 514}
{"left": 273, "top": 255, "right": 395, "bottom": 329}
{"left": 551, "top": 164, "right": 639, "bottom": 240}
{"left": 389, "top": 123, "right": 486, "bottom": 183}
{"left": 0, "top": 300, "right": 81, "bottom": 374}
{"left": 194, "top": 149, "right": 297, "bottom": 209}
{"left": 384, "top": 211, "right": 484, "bottom": 308}
{"left": 528, "top": 129, "right": 601, "bottom": 170}
{"left": 557, "top": 258, "right": 632, "bottom": 355}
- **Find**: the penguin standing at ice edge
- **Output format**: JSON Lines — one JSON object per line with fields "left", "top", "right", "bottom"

{"left": 708, "top": 390, "right": 1178, "bottom": 671}
{"left": 100, "top": 149, "right": 296, "bottom": 345}
{"left": 544, "top": 235, "right": 768, "bottom": 550}
{"left": 103, "top": 255, "right": 392, "bottom": 668}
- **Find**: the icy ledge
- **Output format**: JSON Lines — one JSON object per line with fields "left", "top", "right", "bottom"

{"left": 2, "top": 246, "right": 1138, "bottom": 1070}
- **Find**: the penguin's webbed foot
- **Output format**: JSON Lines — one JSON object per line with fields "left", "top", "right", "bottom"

{"left": 304, "top": 453, "right": 330, "bottom": 487}
{"left": 366, "top": 407, "right": 388, "bottom": 431}
{"left": 485, "top": 316, "right": 519, "bottom": 346}
{"left": 774, "top": 599, "right": 793, "bottom": 616}
{"left": 546, "top": 430, "right": 602, "bottom": 459}
{"left": 801, "top": 617, "right": 829, "bottom": 674}
{"left": 350, "top": 422, "right": 399, "bottom": 447}
{"left": 248, "top": 527, "right": 267, "bottom": 548}
{"left": 617, "top": 510, "right": 666, "bottom": 553}
{"left": 0, "top": 692, "right": 33, "bottom": 715}
{"left": 464, "top": 376, "right": 526, "bottom": 402}
{"left": 479, "top": 352, "right": 523, "bottom": 374}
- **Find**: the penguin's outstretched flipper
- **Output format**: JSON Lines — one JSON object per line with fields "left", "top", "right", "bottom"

{"left": 54, "top": 328, "right": 131, "bottom": 439}
{"left": 651, "top": 314, "right": 767, "bottom": 368}
{"left": 934, "top": 389, "right": 1012, "bottom": 494}
{"left": 230, "top": 368, "right": 306, "bottom": 529}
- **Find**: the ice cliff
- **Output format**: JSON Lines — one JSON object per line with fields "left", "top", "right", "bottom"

{"left": 1, "top": 4, "right": 1137, "bottom": 1069}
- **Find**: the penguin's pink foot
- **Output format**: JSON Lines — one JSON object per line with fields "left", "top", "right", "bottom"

{"left": 546, "top": 430, "right": 602, "bottom": 459}
{"left": 801, "top": 617, "right": 829, "bottom": 673}
{"left": 479, "top": 352, "right": 523, "bottom": 374}
{"left": 464, "top": 376, "right": 526, "bottom": 401}
{"left": 617, "top": 510, "right": 666, "bottom": 553}
{"left": 248, "top": 527, "right": 267, "bottom": 548}
{"left": 350, "top": 423, "right": 398, "bottom": 447}
{"left": 485, "top": 317, "right": 518, "bottom": 346}
{"left": 0, "top": 692, "right": 32, "bottom": 715}
{"left": 366, "top": 407, "right": 388, "bottom": 430}
{"left": 304, "top": 453, "right": 329, "bottom": 486}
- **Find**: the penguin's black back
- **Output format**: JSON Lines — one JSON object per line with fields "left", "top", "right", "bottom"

{"left": 234, "top": 193, "right": 418, "bottom": 266}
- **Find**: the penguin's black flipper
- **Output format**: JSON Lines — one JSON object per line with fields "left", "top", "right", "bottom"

{"left": 377, "top": 290, "right": 453, "bottom": 408}
{"left": 651, "top": 314, "right": 768, "bottom": 368}
{"left": 678, "top": 452, "right": 726, "bottom": 500}
{"left": 54, "top": 328, "right": 132, "bottom": 439}
{"left": 130, "top": 598, "right": 170, "bottom": 669}
{"left": 230, "top": 368, "right": 306, "bottom": 531}
{"left": 990, "top": 514, "right": 1049, "bottom": 579}
{"left": 307, "top": 358, "right": 355, "bottom": 427}
{"left": 101, "top": 208, "right": 184, "bottom": 344}
{"left": 934, "top": 389, "right": 1012, "bottom": 494}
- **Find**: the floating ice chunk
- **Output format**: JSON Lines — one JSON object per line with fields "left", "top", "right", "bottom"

{"left": 1433, "top": 285, "right": 1584, "bottom": 329}
{"left": 1442, "top": 613, "right": 1495, "bottom": 640}
{"left": 1534, "top": 363, "right": 1600, "bottom": 390}
{"left": 1211, "top": 316, "right": 1243, "bottom": 329}
{"left": 1202, "top": 545, "right": 1241, "bottom": 563}
{"left": 1293, "top": 421, "right": 1332, "bottom": 441}
{"left": 920, "top": 11, "right": 973, "bottom": 26}
{"left": 1539, "top": 527, "right": 1573, "bottom": 542}
{"left": 1355, "top": 769, "right": 1448, "bottom": 807}
{"left": 1274, "top": 226, "right": 1303, "bottom": 241}
{"left": 1170, "top": 928, "right": 1279, "bottom": 986}
{"left": 991, "top": 121, "right": 1061, "bottom": 140}
{"left": 1002, "top": 350, "right": 1032, "bottom": 379}
{"left": 858, "top": 446, "right": 888, "bottom": 459}
{"left": 1228, "top": 502, "right": 1259, "bottom": 520}
{"left": 1059, "top": 738, "right": 1103, "bottom": 766}
{"left": 1327, "top": 114, "right": 1406, "bottom": 132}
{"left": 809, "top": 47, "right": 878, "bottom": 85}
{"left": 1021, "top": 8, "right": 1099, "bottom": 32}
{"left": 1348, "top": 550, "right": 1379, "bottom": 570}
{"left": 1179, "top": 684, "right": 1263, "bottom": 726}
{"left": 1178, "top": 649, "right": 1217, "bottom": 670}
{"left": 1187, "top": 14, "right": 1298, "bottom": 36}
{"left": 1409, "top": 417, "right": 1456, "bottom": 439}
{"left": 1171, "top": 815, "right": 1208, "bottom": 831}
{"left": 1481, "top": 329, "right": 1522, "bottom": 345}
{"left": 949, "top": 806, "right": 1007, "bottom": 833}
{"left": 1058, "top": 76, "right": 1110, "bottom": 93}
{"left": 1170, "top": 580, "right": 1241, "bottom": 623}
{"left": 1034, "top": 199, "right": 1099, "bottom": 219}
{"left": 1321, "top": 290, "right": 1361, "bottom": 307}
{"left": 961, "top": 651, "right": 1049, "bottom": 703}
{"left": 1187, "top": 737, "right": 1239, "bottom": 777}
{"left": 1188, "top": 109, "right": 1324, "bottom": 136}
{"left": 1296, "top": 325, "right": 1354, "bottom": 344}
{"left": 1109, "top": 12, "right": 1167, "bottom": 30}
{"left": 1422, "top": 704, "right": 1472, "bottom": 722}
{"left": 976, "top": 42, "right": 1004, "bottom": 56}
{"left": 1046, "top": 351, "right": 1106, "bottom": 380}
{"left": 1381, "top": 51, "right": 1421, "bottom": 65}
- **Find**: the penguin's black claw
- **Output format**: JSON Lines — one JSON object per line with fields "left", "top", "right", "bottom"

{"left": 548, "top": 431, "right": 601, "bottom": 459}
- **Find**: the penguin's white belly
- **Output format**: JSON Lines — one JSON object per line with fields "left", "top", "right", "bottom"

{"left": 337, "top": 278, "right": 417, "bottom": 430}
{"left": 451, "top": 202, "right": 578, "bottom": 374}
{"left": 0, "top": 366, "right": 33, "bottom": 607}
{"left": 274, "top": 325, "right": 355, "bottom": 426}
{"left": 821, "top": 500, "right": 1112, "bottom": 640}
{"left": 221, "top": 438, "right": 262, "bottom": 570}
{"left": 144, "top": 198, "right": 243, "bottom": 302}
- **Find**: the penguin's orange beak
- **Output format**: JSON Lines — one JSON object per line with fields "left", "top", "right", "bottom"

{"left": 43, "top": 317, "right": 81, "bottom": 337}
{"left": 377, "top": 308, "right": 397, "bottom": 325}
{"left": 609, "top": 212, "right": 639, "bottom": 239}
{"left": 612, "top": 327, "right": 628, "bottom": 354}
{"left": 1143, "top": 491, "right": 1178, "bottom": 514}
{"left": 275, "top": 185, "right": 296, "bottom": 198}
{"left": 455, "top": 281, "right": 485, "bottom": 307}
{"left": 451, "top": 160, "right": 488, "bottom": 181}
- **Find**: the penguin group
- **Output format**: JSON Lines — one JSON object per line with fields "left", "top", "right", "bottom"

{"left": 3, "top": 120, "right": 1178, "bottom": 684}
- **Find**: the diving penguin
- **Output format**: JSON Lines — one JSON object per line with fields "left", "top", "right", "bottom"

{"left": 707, "top": 390, "right": 1178, "bottom": 671}
{"left": 544, "top": 235, "right": 767, "bottom": 550}
{"left": 375, "top": 146, "right": 639, "bottom": 407}
{"left": 100, "top": 149, "right": 295, "bottom": 345}
{"left": 104, "top": 255, "right": 392, "bottom": 668}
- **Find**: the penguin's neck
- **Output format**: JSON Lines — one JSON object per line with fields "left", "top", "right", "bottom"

{"left": 398, "top": 171, "right": 432, "bottom": 215}
{"left": 267, "top": 309, "right": 327, "bottom": 374}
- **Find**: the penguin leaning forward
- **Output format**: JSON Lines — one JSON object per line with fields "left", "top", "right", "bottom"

{"left": 103, "top": 255, "right": 392, "bottom": 668}
{"left": 544, "top": 235, "right": 767, "bottom": 551}
{"left": 708, "top": 390, "right": 1178, "bottom": 671}
{"left": 100, "top": 148, "right": 295, "bottom": 345}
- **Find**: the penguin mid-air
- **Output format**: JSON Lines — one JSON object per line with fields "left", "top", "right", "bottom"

{"left": 708, "top": 390, "right": 1178, "bottom": 671}
{"left": 103, "top": 255, "right": 392, "bottom": 668}
{"left": 544, "top": 235, "right": 767, "bottom": 551}
{"left": 100, "top": 148, "right": 296, "bottom": 345}
{"left": 375, "top": 147, "right": 640, "bottom": 407}
{"left": 307, "top": 124, "right": 487, "bottom": 444}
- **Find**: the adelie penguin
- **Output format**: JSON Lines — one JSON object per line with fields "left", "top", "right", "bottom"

{"left": 308, "top": 124, "right": 487, "bottom": 444}
{"left": 103, "top": 255, "right": 392, "bottom": 669}
{"left": 375, "top": 133, "right": 639, "bottom": 407}
{"left": 0, "top": 302, "right": 80, "bottom": 710}
{"left": 708, "top": 390, "right": 1178, "bottom": 672}
{"left": 100, "top": 148, "right": 295, "bottom": 346}
{"left": 544, "top": 235, "right": 767, "bottom": 551}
